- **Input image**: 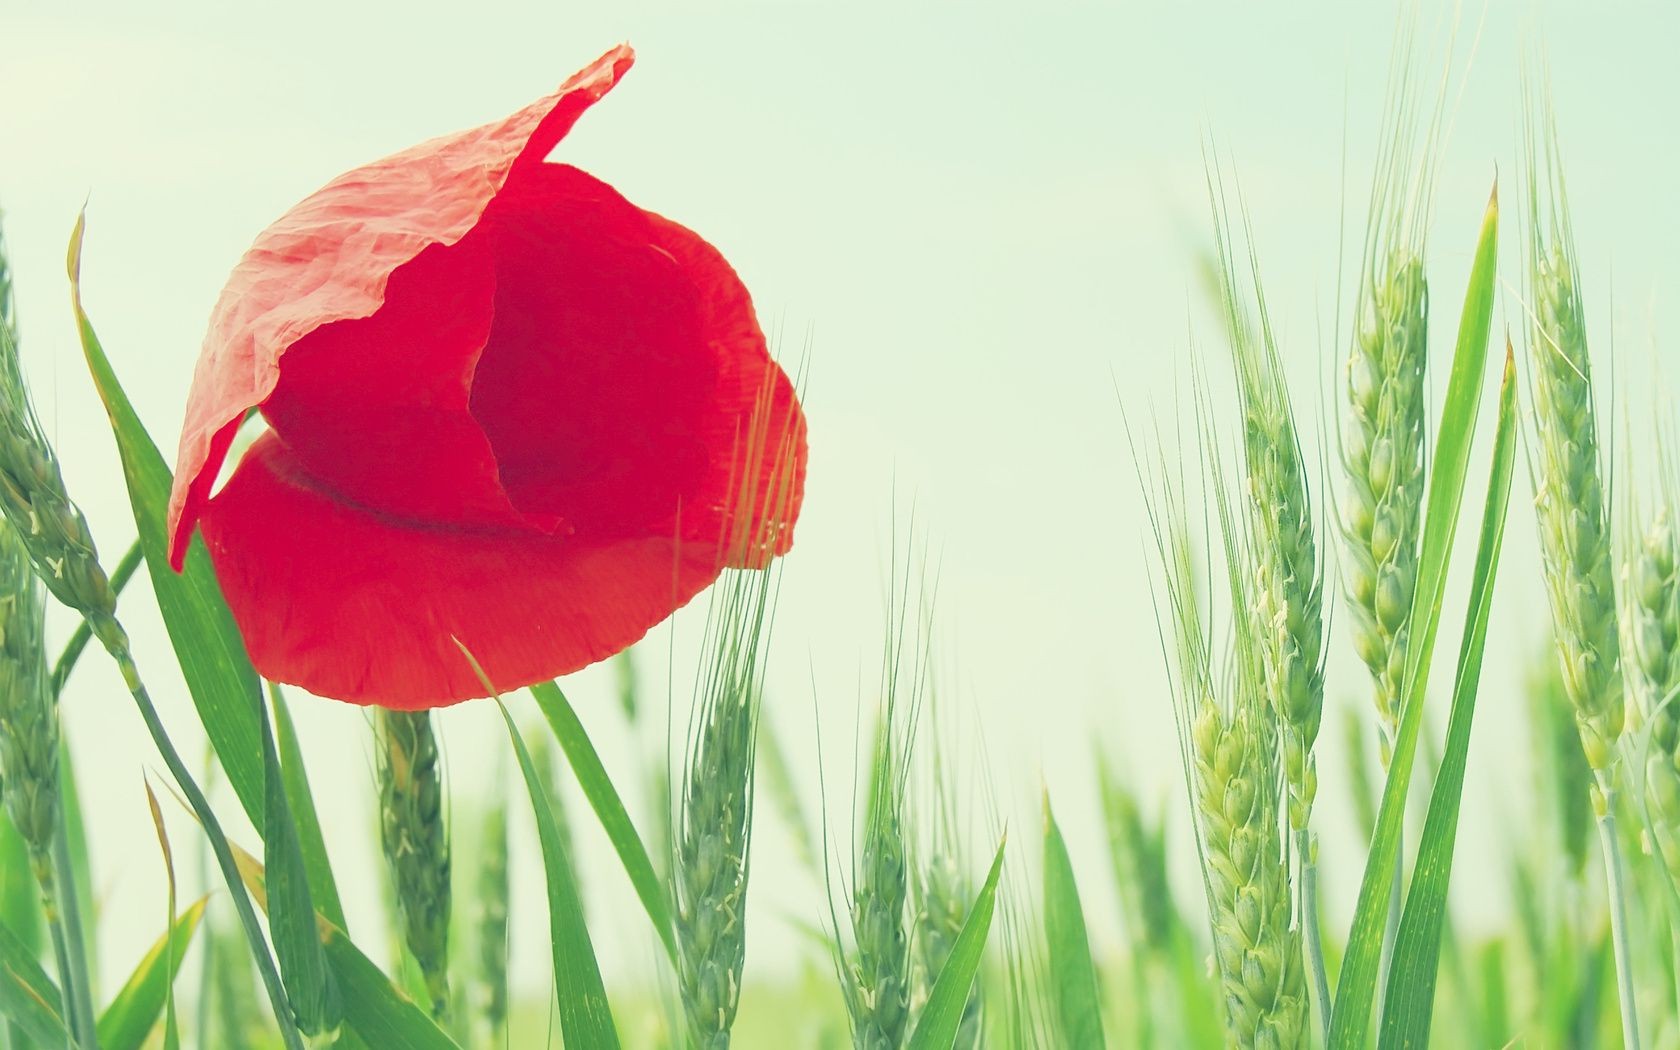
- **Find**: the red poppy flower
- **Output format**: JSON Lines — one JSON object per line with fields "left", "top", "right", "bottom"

{"left": 166, "top": 44, "right": 806, "bottom": 709}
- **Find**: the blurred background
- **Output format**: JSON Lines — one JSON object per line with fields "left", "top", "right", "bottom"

{"left": 3, "top": 0, "right": 1679, "bottom": 1031}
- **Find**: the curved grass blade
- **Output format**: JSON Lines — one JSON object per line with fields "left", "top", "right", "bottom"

{"left": 227, "top": 843, "right": 460, "bottom": 1050}
{"left": 323, "top": 929, "right": 459, "bottom": 1050}
{"left": 1379, "top": 346, "right": 1518, "bottom": 1048}
{"left": 0, "top": 912, "right": 71, "bottom": 1047}
{"left": 269, "top": 685, "right": 346, "bottom": 930}
{"left": 530, "top": 680, "right": 675, "bottom": 963}
{"left": 69, "top": 214, "right": 302, "bottom": 1050}
{"left": 908, "top": 835, "right": 1007, "bottom": 1050}
{"left": 94, "top": 897, "right": 207, "bottom": 1050}
{"left": 1042, "top": 793, "right": 1105, "bottom": 1048}
{"left": 260, "top": 693, "right": 341, "bottom": 1036}
{"left": 68, "top": 220, "right": 263, "bottom": 828}
{"left": 498, "top": 700, "right": 620, "bottom": 1049}
{"left": 1328, "top": 179, "right": 1500, "bottom": 1048}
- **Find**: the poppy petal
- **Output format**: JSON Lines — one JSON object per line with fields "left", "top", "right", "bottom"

{"left": 640, "top": 209, "right": 809, "bottom": 564}
{"left": 167, "top": 44, "right": 636, "bottom": 569}
{"left": 199, "top": 432, "right": 718, "bottom": 708}
{"left": 467, "top": 163, "right": 717, "bottom": 537}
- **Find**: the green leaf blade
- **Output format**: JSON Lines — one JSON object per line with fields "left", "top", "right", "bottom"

{"left": 1328, "top": 180, "right": 1500, "bottom": 1049}
{"left": 94, "top": 898, "right": 208, "bottom": 1050}
{"left": 1379, "top": 346, "right": 1519, "bottom": 1049}
{"left": 530, "top": 680, "right": 675, "bottom": 962}
{"left": 0, "top": 914, "right": 70, "bottom": 1047}
{"left": 270, "top": 685, "right": 346, "bottom": 930}
{"left": 499, "top": 700, "right": 620, "bottom": 1050}
{"left": 261, "top": 694, "right": 342, "bottom": 1037}
{"left": 68, "top": 222, "right": 265, "bottom": 829}
{"left": 909, "top": 836, "right": 1007, "bottom": 1050}
{"left": 1042, "top": 794, "right": 1106, "bottom": 1049}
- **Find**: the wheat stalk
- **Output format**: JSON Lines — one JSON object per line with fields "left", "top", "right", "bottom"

{"left": 1524, "top": 103, "right": 1640, "bottom": 1049}
{"left": 1206, "top": 183, "right": 1327, "bottom": 1036}
{"left": 375, "top": 707, "right": 452, "bottom": 1019}
{"left": 674, "top": 372, "right": 801, "bottom": 1049}
{"left": 1145, "top": 424, "right": 1308, "bottom": 1049}
{"left": 474, "top": 797, "right": 510, "bottom": 1045}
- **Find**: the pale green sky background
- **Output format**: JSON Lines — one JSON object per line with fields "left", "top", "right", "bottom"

{"left": 3, "top": 0, "right": 1679, "bottom": 1010}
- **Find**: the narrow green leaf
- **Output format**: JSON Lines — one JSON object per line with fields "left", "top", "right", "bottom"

{"left": 68, "top": 220, "right": 265, "bottom": 829}
{"left": 530, "top": 680, "right": 675, "bottom": 962}
{"left": 69, "top": 215, "right": 304, "bottom": 1050}
{"left": 94, "top": 898, "right": 207, "bottom": 1050}
{"left": 226, "top": 840, "right": 452, "bottom": 1049}
{"left": 58, "top": 740, "right": 96, "bottom": 982}
{"left": 0, "top": 911, "right": 70, "bottom": 1047}
{"left": 261, "top": 692, "right": 342, "bottom": 1036}
{"left": 323, "top": 928, "right": 460, "bottom": 1050}
{"left": 0, "top": 809, "right": 41, "bottom": 960}
{"left": 270, "top": 684, "right": 346, "bottom": 930}
{"left": 1042, "top": 793, "right": 1105, "bottom": 1048}
{"left": 909, "top": 836, "right": 1007, "bottom": 1050}
{"left": 1379, "top": 347, "right": 1518, "bottom": 1048}
{"left": 499, "top": 700, "right": 620, "bottom": 1050}
{"left": 1329, "top": 180, "right": 1500, "bottom": 1048}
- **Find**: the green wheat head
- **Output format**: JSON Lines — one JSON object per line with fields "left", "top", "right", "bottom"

{"left": 375, "top": 707, "right": 452, "bottom": 1019}
{"left": 1525, "top": 116, "right": 1623, "bottom": 780}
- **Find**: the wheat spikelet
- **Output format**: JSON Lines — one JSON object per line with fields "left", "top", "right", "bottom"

{"left": 1147, "top": 460, "right": 1307, "bottom": 1050}
{"left": 674, "top": 370, "right": 800, "bottom": 1049}
{"left": 374, "top": 707, "right": 452, "bottom": 1019}
{"left": 1527, "top": 180, "right": 1622, "bottom": 777}
{"left": 1210, "top": 196, "right": 1324, "bottom": 838}
{"left": 1342, "top": 250, "right": 1428, "bottom": 745}
{"left": 1627, "top": 506, "right": 1680, "bottom": 877}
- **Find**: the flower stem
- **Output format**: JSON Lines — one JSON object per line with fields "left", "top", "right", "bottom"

{"left": 49, "top": 820, "right": 98, "bottom": 1047}
{"left": 93, "top": 618, "right": 307, "bottom": 1050}
{"left": 1596, "top": 794, "right": 1641, "bottom": 1050}
{"left": 1295, "top": 827, "right": 1331, "bottom": 1040}
{"left": 35, "top": 857, "right": 82, "bottom": 1049}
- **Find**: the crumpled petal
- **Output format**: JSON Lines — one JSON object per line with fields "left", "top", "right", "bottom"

{"left": 200, "top": 433, "right": 719, "bottom": 707}
{"left": 168, "top": 45, "right": 634, "bottom": 568}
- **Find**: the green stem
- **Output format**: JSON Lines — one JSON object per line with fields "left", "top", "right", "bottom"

{"left": 1295, "top": 828, "right": 1331, "bottom": 1041}
{"left": 49, "top": 824, "right": 98, "bottom": 1047}
{"left": 49, "top": 542, "right": 142, "bottom": 700}
{"left": 93, "top": 621, "right": 306, "bottom": 1050}
{"left": 35, "top": 857, "right": 81, "bottom": 1049}
{"left": 1596, "top": 796, "right": 1642, "bottom": 1050}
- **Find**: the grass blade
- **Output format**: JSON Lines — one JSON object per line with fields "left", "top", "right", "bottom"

{"left": 227, "top": 843, "right": 460, "bottom": 1050}
{"left": 269, "top": 684, "right": 345, "bottom": 930}
{"left": 93, "top": 898, "right": 207, "bottom": 1050}
{"left": 1329, "top": 180, "right": 1500, "bottom": 1048}
{"left": 261, "top": 692, "right": 341, "bottom": 1036}
{"left": 0, "top": 913, "right": 71, "bottom": 1046}
{"left": 1042, "top": 792, "right": 1105, "bottom": 1048}
{"left": 68, "top": 219, "right": 264, "bottom": 828}
{"left": 530, "top": 679, "right": 675, "bottom": 963}
{"left": 908, "top": 835, "right": 1007, "bottom": 1050}
{"left": 69, "top": 214, "right": 302, "bottom": 1050}
{"left": 1379, "top": 345, "right": 1518, "bottom": 1047}
{"left": 323, "top": 929, "right": 459, "bottom": 1050}
{"left": 498, "top": 700, "right": 620, "bottom": 1049}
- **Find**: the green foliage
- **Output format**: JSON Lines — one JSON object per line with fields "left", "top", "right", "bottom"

{"left": 1328, "top": 178, "right": 1499, "bottom": 1050}
{"left": 1380, "top": 348, "right": 1519, "bottom": 1047}
{"left": 499, "top": 702, "right": 620, "bottom": 1049}
{"left": 1041, "top": 793, "right": 1105, "bottom": 1049}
